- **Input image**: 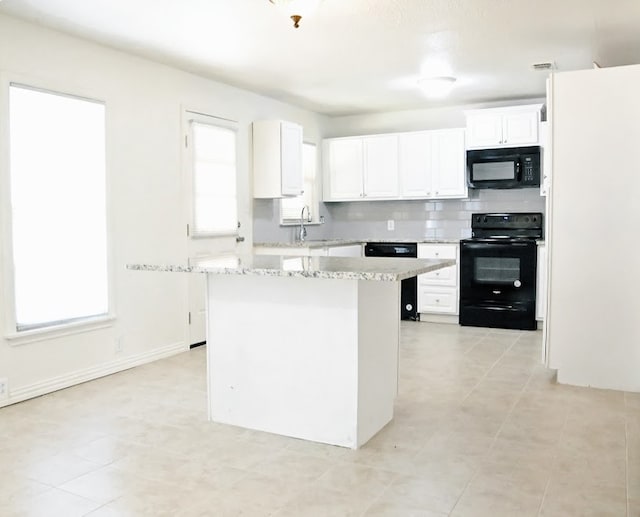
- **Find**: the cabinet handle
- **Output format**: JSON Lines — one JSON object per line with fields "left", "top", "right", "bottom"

{"left": 435, "top": 191, "right": 439, "bottom": 195}
{"left": 435, "top": 299, "right": 440, "bottom": 303}
{"left": 435, "top": 252, "right": 439, "bottom": 256}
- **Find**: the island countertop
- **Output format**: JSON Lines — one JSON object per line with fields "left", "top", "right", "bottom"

{"left": 128, "top": 254, "right": 455, "bottom": 282}
{"left": 254, "top": 238, "right": 461, "bottom": 248}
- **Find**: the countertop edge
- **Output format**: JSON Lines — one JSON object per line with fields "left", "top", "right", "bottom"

{"left": 254, "top": 238, "right": 461, "bottom": 249}
{"left": 127, "top": 258, "right": 455, "bottom": 282}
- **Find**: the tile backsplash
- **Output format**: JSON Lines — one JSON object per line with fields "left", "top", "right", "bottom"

{"left": 253, "top": 189, "right": 546, "bottom": 243}
{"left": 323, "top": 189, "right": 546, "bottom": 241}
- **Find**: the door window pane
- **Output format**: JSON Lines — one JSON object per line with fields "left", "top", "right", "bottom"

{"left": 191, "top": 122, "right": 237, "bottom": 235}
{"left": 9, "top": 85, "right": 108, "bottom": 330}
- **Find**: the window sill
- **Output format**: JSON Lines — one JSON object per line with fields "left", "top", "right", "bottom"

{"left": 5, "top": 314, "right": 116, "bottom": 347}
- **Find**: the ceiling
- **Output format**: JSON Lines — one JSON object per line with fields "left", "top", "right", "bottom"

{"left": 1, "top": 0, "right": 640, "bottom": 116}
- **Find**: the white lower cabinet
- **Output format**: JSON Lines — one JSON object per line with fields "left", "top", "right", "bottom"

{"left": 418, "top": 286, "right": 457, "bottom": 314}
{"left": 326, "top": 244, "right": 362, "bottom": 257}
{"left": 417, "top": 243, "right": 459, "bottom": 318}
{"left": 254, "top": 244, "right": 362, "bottom": 257}
{"left": 254, "top": 246, "right": 311, "bottom": 256}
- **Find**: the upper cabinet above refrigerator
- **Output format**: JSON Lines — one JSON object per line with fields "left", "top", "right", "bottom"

{"left": 464, "top": 104, "right": 544, "bottom": 150}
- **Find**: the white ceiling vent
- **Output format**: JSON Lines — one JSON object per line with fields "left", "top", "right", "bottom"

{"left": 532, "top": 62, "right": 556, "bottom": 71}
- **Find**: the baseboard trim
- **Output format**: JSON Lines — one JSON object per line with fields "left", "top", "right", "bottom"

{"left": 0, "top": 341, "right": 188, "bottom": 408}
{"left": 418, "top": 313, "right": 459, "bottom": 324}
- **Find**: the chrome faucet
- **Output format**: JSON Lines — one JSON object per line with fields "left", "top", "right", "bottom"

{"left": 299, "top": 205, "right": 310, "bottom": 242}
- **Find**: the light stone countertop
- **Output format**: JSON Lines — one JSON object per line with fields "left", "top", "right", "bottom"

{"left": 254, "top": 238, "right": 460, "bottom": 249}
{"left": 128, "top": 254, "right": 455, "bottom": 282}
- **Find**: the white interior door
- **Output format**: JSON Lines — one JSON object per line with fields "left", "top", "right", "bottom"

{"left": 183, "top": 110, "right": 249, "bottom": 346}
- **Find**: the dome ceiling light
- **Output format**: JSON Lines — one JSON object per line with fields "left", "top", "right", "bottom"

{"left": 418, "top": 76, "right": 457, "bottom": 98}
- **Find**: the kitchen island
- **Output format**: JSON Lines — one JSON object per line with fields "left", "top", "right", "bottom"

{"left": 129, "top": 254, "right": 454, "bottom": 448}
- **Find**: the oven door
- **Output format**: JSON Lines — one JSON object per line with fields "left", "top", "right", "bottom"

{"left": 459, "top": 239, "right": 538, "bottom": 329}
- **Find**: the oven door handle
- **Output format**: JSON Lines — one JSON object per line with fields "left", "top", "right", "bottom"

{"left": 461, "top": 241, "right": 533, "bottom": 250}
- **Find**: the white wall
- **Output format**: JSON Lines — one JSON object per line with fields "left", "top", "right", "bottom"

{"left": 0, "top": 13, "right": 328, "bottom": 406}
{"left": 324, "top": 98, "right": 546, "bottom": 137}
{"left": 547, "top": 64, "right": 640, "bottom": 392}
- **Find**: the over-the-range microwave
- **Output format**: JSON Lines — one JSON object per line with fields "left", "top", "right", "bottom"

{"left": 466, "top": 146, "right": 541, "bottom": 189}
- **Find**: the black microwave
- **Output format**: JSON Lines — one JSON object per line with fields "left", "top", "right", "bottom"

{"left": 467, "top": 146, "right": 541, "bottom": 189}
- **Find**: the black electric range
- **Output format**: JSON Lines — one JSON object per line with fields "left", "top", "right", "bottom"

{"left": 459, "top": 213, "right": 543, "bottom": 330}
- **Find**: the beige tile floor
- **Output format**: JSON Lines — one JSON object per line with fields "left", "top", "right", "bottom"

{"left": 0, "top": 322, "right": 638, "bottom": 516}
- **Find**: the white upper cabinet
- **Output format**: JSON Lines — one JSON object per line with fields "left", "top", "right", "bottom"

{"left": 324, "top": 137, "right": 364, "bottom": 200}
{"left": 363, "top": 135, "right": 399, "bottom": 198}
{"left": 465, "top": 104, "right": 543, "bottom": 149}
{"left": 324, "top": 129, "right": 466, "bottom": 201}
{"left": 253, "top": 120, "right": 303, "bottom": 198}
{"left": 430, "top": 129, "right": 467, "bottom": 198}
{"left": 398, "top": 128, "right": 466, "bottom": 199}
{"left": 323, "top": 135, "right": 399, "bottom": 200}
{"left": 398, "top": 131, "right": 432, "bottom": 197}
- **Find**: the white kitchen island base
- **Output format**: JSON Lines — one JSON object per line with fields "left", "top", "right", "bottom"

{"left": 206, "top": 274, "right": 400, "bottom": 449}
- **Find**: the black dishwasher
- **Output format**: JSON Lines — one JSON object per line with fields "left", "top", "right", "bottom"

{"left": 364, "top": 242, "right": 418, "bottom": 321}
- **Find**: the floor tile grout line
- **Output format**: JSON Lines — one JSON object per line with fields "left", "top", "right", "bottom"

{"left": 535, "top": 396, "right": 570, "bottom": 516}
{"left": 457, "top": 333, "right": 521, "bottom": 405}
{"left": 625, "top": 396, "right": 630, "bottom": 517}
{"left": 355, "top": 470, "right": 402, "bottom": 517}
{"left": 448, "top": 334, "right": 530, "bottom": 515}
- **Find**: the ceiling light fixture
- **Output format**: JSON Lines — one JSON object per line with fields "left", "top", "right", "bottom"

{"left": 418, "top": 76, "right": 457, "bottom": 98}
{"left": 269, "top": 0, "right": 321, "bottom": 28}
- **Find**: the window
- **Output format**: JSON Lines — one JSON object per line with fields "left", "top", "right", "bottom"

{"left": 189, "top": 119, "right": 238, "bottom": 236}
{"left": 280, "top": 142, "right": 317, "bottom": 224}
{"left": 9, "top": 84, "right": 108, "bottom": 331}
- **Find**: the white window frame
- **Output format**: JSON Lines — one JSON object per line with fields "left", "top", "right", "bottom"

{"left": 280, "top": 142, "right": 320, "bottom": 225}
{"left": 185, "top": 111, "right": 239, "bottom": 239}
{"left": 1, "top": 78, "right": 114, "bottom": 343}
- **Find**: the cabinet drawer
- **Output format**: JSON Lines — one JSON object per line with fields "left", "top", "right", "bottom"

{"left": 418, "top": 243, "right": 457, "bottom": 260}
{"left": 418, "top": 286, "right": 457, "bottom": 314}
{"left": 418, "top": 265, "right": 457, "bottom": 286}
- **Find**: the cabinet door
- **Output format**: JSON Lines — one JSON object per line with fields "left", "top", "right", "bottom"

{"left": 502, "top": 111, "right": 539, "bottom": 146}
{"left": 363, "top": 135, "right": 399, "bottom": 198}
{"left": 418, "top": 265, "right": 457, "bottom": 287}
{"left": 399, "top": 132, "right": 432, "bottom": 197}
{"left": 326, "top": 138, "right": 364, "bottom": 200}
{"left": 280, "top": 122, "right": 304, "bottom": 196}
{"left": 465, "top": 113, "right": 503, "bottom": 148}
{"left": 417, "top": 286, "right": 458, "bottom": 314}
{"left": 327, "top": 244, "right": 362, "bottom": 257}
{"left": 431, "top": 129, "right": 467, "bottom": 198}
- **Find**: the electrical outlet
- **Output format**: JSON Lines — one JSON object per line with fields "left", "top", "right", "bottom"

{"left": 387, "top": 219, "right": 395, "bottom": 231}
{"left": 115, "top": 337, "right": 123, "bottom": 354}
{"left": 0, "top": 378, "right": 8, "bottom": 399}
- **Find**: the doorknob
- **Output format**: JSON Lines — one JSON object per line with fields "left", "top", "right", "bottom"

{"left": 236, "top": 236, "right": 245, "bottom": 243}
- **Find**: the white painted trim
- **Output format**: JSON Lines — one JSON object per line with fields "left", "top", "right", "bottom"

{"left": 0, "top": 340, "right": 187, "bottom": 408}
{"left": 0, "top": 70, "right": 117, "bottom": 338}
{"left": 418, "top": 313, "right": 459, "bottom": 324}
{"left": 5, "top": 314, "right": 116, "bottom": 346}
